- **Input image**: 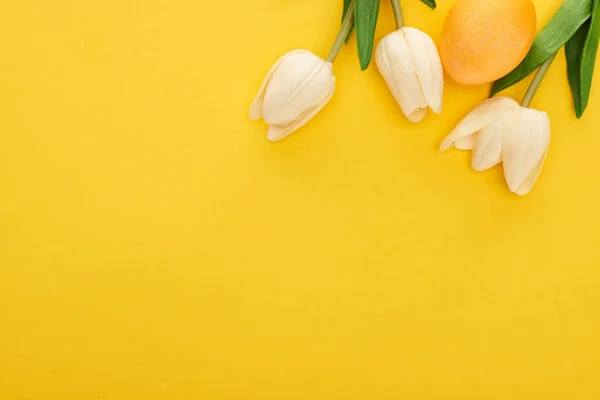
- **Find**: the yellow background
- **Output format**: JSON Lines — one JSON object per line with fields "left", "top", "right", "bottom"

{"left": 1, "top": 0, "right": 599, "bottom": 398}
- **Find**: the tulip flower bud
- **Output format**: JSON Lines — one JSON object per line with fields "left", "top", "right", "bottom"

{"left": 249, "top": 50, "right": 336, "bottom": 142}
{"left": 440, "top": 97, "right": 551, "bottom": 196}
{"left": 375, "top": 27, "right": 443, "bottom": 122}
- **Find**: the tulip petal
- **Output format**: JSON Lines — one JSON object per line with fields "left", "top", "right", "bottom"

{"left": 471, "top": 109, "right": 518, "bottom": 171}
{"left": 403, "top": 27, "right": 444, "bottom": 115}
{"left": 407, "top": 107, "right": 427, "bottom": 123}
{"left": 513, "top": 149, "right": 548, "bottom": 196}
{"left": 265, "top": 124, "right": 288, "bottom": 142}
{"left": 502, "top": 108, "right": 551, "bottom": 195}
{"left": 266, "top": 82, "right": 336, "bottom": 142}
{"left": 439, "top": 97, "right": 519, "bottom": 151}
{"left": 455, "top": 136, "right": 475, "bottom": 150}
{"left": 471, "top": 126, "right": 503, "bottom": 171}
{"left": 376, "top": 31, "right": 427, "bottom": 121}
{"left": 249, "top": 50, "right": 305, "bottom": 121}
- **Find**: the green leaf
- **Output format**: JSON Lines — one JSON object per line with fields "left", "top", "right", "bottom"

{"left": 355, "top": 0, "right": 380, "bottom": 70}
{"left": 342, "top": 0, "right": 355, "bottom": 44}
{"left": 566, "top": 20, "right": 590, "bottom": 116}
{"left": 566, "top": 0, "right": 599, "bottom": 118}
{"left": 580, "top": 0, "right": 600, "bottom": 116}
{"left": 491, "top": 0, "right": 593, "bottom": 97}
{"left": 419, "top": 0, "right": 436, "bottom": 9}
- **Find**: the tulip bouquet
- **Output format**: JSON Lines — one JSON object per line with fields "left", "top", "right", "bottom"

{"left": 250, "top": 0, "right": 599, "bottom": 196}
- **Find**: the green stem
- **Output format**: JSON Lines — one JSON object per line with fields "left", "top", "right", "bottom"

{"left": 390, "top": 0, "right": 404, "bottom": 29}
{"left": 326, "top": 1, "right": 355, "bottom": 63}
{"left": 520, "top": 52, "right": 558, "bottom": 107}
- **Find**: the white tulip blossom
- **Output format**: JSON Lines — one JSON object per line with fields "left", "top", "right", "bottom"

{"left": 249, "top": 2, "right": 356, "bottom": 142}
{"left": 249, "top": 50, "right": 336, "bottom": 142}
{"left": 375, "top": 27, "right": 444, "bottom": 122}
{"left": 440, "top": 97, "right": 551, "bottom": 196}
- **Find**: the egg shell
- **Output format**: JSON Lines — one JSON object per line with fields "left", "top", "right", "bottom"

{"left": 440, "top": 0, "right": 537, "bottom": 86}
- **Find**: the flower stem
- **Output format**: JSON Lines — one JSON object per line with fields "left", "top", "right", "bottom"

{"left": 326, "top": 1, "right": 355, "bottom": 63}
{"left": 520, "top": 52, "right": 558, "bottom": 108}
{"left": 390, "top": 0, "right": 404, "bottom": 29}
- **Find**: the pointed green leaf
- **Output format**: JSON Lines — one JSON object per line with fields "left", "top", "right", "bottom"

{"left": 565, "top": 0, "right": 599, "bottom": 118}
{"left": 342, "top": 0, "right": 355, "bottom": 44}
{"left": 419, "top": 0, "right": 436, "bottom": 9}
{"left": 566, "top": 20, "right": 590, "bottom": 117}
{"left": 580, "top": 0, "right": 600, "bottom": 116}
{"left": 491, "top": 0, "right": 593, "bottom": 97}
{"left": 355, "top": 0, "right": 380, "bottom": 70}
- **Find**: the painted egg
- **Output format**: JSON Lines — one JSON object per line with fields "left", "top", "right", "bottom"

{"left": 440, "top": 0, "right": 537, "bottom": 86}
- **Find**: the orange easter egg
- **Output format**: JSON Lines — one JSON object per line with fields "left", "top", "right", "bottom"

{"left": 440, "top": 0, "right": 537, "bottom": 86}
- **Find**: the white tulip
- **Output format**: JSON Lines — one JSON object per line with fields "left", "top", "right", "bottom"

{"left": 375, "top": 27, "right": 443, "bottom": 122}
{"left": 249, "top": 50, "right": 336, "bottom": 142}
{"left": 440, "top": 97, "right": 551, "bottom": 196}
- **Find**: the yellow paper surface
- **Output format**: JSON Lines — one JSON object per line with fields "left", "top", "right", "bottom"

{"left": 1, "top": 0, "right": 599, "bottom": 398}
